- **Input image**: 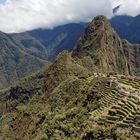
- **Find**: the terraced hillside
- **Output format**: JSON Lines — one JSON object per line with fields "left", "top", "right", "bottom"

{"left": 91, "top": 76, "right": 140, "bottom": 133}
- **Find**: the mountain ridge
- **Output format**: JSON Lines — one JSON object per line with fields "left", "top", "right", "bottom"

{"left": 0, "top": 31, "right": 49, "bottom": 89}
{"left": 110, "top": 14, "right": 140, "bottom": 44}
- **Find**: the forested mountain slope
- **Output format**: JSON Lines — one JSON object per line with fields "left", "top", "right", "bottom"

{"left": 0, "top": 31, "right": 48, "bottom": 89}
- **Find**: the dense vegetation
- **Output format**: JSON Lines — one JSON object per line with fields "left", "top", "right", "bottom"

{"left": 72, "top": 16, "right": 140, "bottom": 76}
{"left": 1, "top": 52, "right": 140, "bottom": 140}
{"left": 0, "top": 31, "right": 49, "bottom": 89}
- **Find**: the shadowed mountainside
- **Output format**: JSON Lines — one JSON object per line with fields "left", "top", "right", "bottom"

{"left": 111, "top": 15, "right": 140, "bottom": 44}
{"left": 0, "top": 31, "right": 49, "bottom": 89}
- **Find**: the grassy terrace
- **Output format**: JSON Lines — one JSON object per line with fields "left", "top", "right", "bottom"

{"left": 96, "top": 91, "right": 140, "bottom": 133}
{"left": 118, "top": 77, "right": 140, "bottom": 90}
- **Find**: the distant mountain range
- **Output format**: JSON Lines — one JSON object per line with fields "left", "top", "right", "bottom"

{"left": 12, "top": 14, "right": 140, "bottom": 58}
{"left": 16, "top": 14, "right": 140, "bottom": 55}
{"left": 0, "top": 31, "right": 49, "bottom": 89}
{"left": 110, "top": 15, "right": 140, "bottom": 44}
{"left": 0, "top": 23, "right": 85, "bottom": 88}
{"left": 29, "top": 23, "right": 86, "bottom": 61}
{"left": 0, "top": 14, "right": 140, "bottom": 88}
{"left": 12, "top": 23, "right": 86, "bottom": 61}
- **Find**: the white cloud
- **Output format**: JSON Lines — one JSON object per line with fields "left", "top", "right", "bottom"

{"left": 0, "top": 0, "right": 113, "bottom": 33}
{"left": 0, "top": 0, "right": 140, "bottom": 33}
{"left": 111, "top": 0, "right": 123, "bottom": 8}
{"left": 110, "top": 0, "right": 140, "bottom": 16}
{"left": 114, "top": 0, "right": 140, "bottom": 16}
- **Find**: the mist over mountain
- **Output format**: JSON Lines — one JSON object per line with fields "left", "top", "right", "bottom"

{"left": 0, "top": 0, "right": 140, "bottom": 33}
{"left": 0, "top": 0, "right": 113, "bottom": 33}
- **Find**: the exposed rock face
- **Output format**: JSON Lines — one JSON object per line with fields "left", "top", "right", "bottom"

{"left": 72, "top": 16, "right": 133, "bottom": 75}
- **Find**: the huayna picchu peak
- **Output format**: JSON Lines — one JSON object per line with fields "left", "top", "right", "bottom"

{"left": 72, "top": 15, "right": 139, "bottom": 76}
{"left": 1, "top": 16, "right": 140, "bottom": 140}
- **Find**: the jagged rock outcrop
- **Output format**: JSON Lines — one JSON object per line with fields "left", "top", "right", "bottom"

{"left": 72, "top": 16, "right": 135, "bottom": 75}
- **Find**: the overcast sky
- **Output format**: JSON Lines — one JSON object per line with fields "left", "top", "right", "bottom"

{"left": 0, "top": 0, "right": 139, "bottom": 33}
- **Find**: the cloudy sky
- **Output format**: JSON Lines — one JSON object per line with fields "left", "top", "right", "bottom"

{"left": 0, "top": 0, "right": 139, "bottom": 33}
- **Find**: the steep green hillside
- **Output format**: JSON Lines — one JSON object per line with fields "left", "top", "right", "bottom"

{"left": 1, "top": 16, "right": 140, "bottom": 140}
{"left": 11, "top": 33, "right": 48, "bottom": 60}
{"left": 0, "top": 66, "right": 47, "bottom": 117}
{"left": 0, "top": 31, "right": 49, "bottom": 89}
{"left": 1, "top": 52, "right": 140, "bottom": 140}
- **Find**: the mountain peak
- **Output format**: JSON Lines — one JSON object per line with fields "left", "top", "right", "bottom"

{"left": 90, "top": 15, "right": 111, "bottom": 29}
{"left": 93, "top": 15, "right": 110, "bottom": 24}
{"left": 72, "top": 15, "right": 130, "bottom": 75}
